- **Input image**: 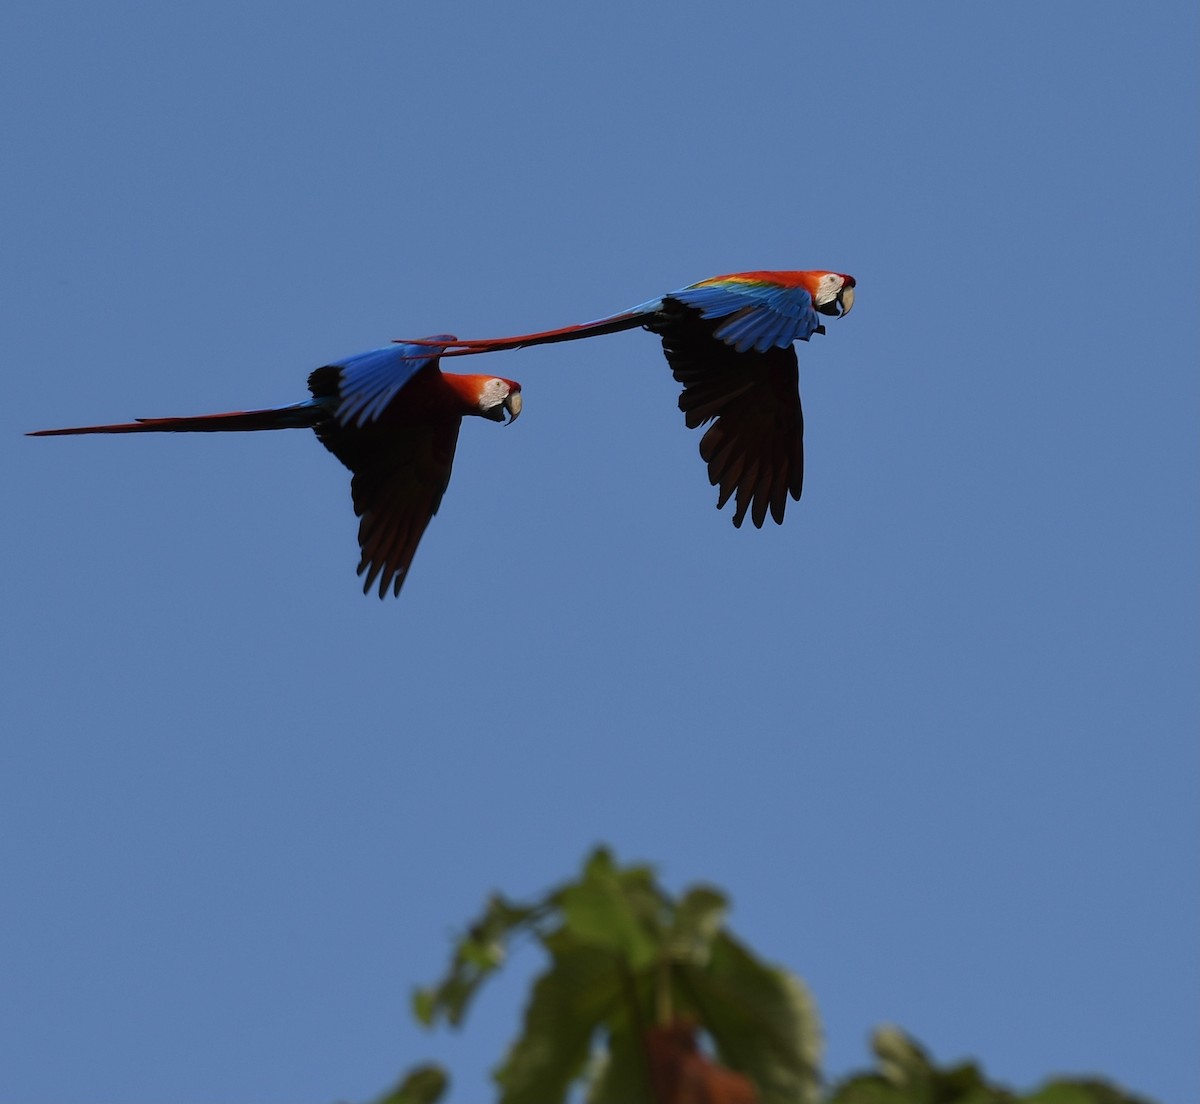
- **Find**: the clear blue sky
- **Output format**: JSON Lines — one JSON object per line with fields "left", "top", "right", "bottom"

{"left": 3, "top": 3, "right": 1196, "bottom": 1102}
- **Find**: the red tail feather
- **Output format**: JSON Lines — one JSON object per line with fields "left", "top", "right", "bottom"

{"left": 28, "top": 405, "right": 320, "bottom": 436}
{"left": 398, "top": 310, "right": 649, "bottom": 358}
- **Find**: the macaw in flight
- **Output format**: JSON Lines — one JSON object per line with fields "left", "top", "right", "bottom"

{"left": 407, "top": 270, "right": 855, "bottom": 528}
{"left": 28, "top": 339, "right": 522, "bottom": 598}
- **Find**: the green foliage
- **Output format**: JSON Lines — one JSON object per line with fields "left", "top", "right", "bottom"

{"left": 370, "top": 1063, "right": 449, "bottom": 1104}
{"left": 585, "top": 1009, "right": 656, "bottom": 1104}
{"left": 686, "top": 929, "right": 822, "bottom": 1104}
{"left": 379, "top": 851, "right": 1158, "bottom": 1104}
{"left": 827, "top": 1027, "right": 1154, "bottom": 1104}
{"left": 414, "top": 847, "right": 822, "bottom": 1104}
{"left": 412, "top": 894, "right": 544, "bottom": 1028}
{"left": 1023, "top": 1085, "right": 1154, "bottom": 1104}
{"left": 492, "top": 943, "right": 626, "bottom": 1104}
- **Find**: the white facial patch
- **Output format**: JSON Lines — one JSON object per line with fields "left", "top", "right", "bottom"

{"left": 812, "top": 273, "right": 845, "bottom": 308}
{"left": 479, "top": 378, "right": 510, "bottom": 415}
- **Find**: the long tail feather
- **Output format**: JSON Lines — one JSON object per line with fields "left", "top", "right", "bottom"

{"left": 398, "top": 308, "right": 655, "bottom": 358}
{"left": 28, "top": 401, "right": 323, "bottom": 437}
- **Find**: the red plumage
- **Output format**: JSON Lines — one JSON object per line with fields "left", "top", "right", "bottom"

{"left": 29, "top": 343, "right": 523, "bottom": 599}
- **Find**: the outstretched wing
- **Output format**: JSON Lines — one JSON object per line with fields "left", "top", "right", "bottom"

{"left": 671, "top": 274, "right": 826, "bottom": 354}
{"left": 308, "top": 340, "right": 461, "bottom": 598}
{"left": 651, "top": 299, "right": 804, "bottom": 528}
{"left": 310, "top": 339, "right": 455, "bottom": 428}
{"left": 345, "top": 420, "right": 462, "bottom": 598}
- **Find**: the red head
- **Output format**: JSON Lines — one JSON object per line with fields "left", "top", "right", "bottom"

{"left": 780, "top": 271, "right": 856, "bottom": 317}
{"left": 443, "top": 374, "right": 523, "bottom": 423}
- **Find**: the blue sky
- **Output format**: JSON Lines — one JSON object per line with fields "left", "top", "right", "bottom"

{"left": 2, "top": 3, "right": 1196, "bottom": 1103}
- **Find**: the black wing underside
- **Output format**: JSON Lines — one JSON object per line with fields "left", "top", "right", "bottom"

{"left": 650, "top": 298, "right": 804, "bottom": 528}
{"left": 308, "top": 365, "right": 461, "bottom": 598}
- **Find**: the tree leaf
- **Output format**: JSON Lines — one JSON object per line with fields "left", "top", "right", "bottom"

{"left": 844, "top": 1027, "right": 1003, "bottom": 1104}
{"left": 371, "top": 1063, "right": 449, "bottom": 1104}
{"left": 667, "top": 886, "right": 729, "bottom": 966}
{"left": 413, "top": 894, "right": 543, "bottom": 1028}
{"left": 828, "top": 1029, "right": 1160, "bottom": 1104}
{"left": 493, "top": 943, "right": 626, "bottom": 1104}
{"left": 1023, "top": 1080, "right": 1159, "bottom": 1104}
{"left": 585, "top": 1011, "right": 656, "bottom": 1104}
{"left": 558, "top": 876, "right": 660, "bottom": 969}
{"left": 871, "top": 1025, "right": 935, "bottom": 1084}
{"left": 679, "top": 930, "right": 822, "bottom": 1104}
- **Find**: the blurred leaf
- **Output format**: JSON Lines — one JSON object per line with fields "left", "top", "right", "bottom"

{"left": 871, "top": 1025, "right": 935, "bottom": 1084}
{"left": 1024, "top": 1080, "right": 1158, "bottom": 1104}
{"left": 585, "top": 1012, "right": 656, "bottom": 1104}
{"left": 667, "top": 886, "right": 728, "bottom": 966}
{"left": 829, "top": 1073, "right": 1003, "bottom": 1104}
{"left": 493, "top": 943, "right": 626, "bottom": 1104}
{"left": 575, "top": 847, "right": 657, "bottom": 893}
{"left": 828, "top": 1028, "right": 1159, "bottom": 1104}
{"left": 681, "top": 930, "right": 822, "bottom": 1104}
{"left": 558, "top": 869, "right": 660, "bottom": 969}
{"left": 825, "top": 1075, "right": 910, "bottom": 1104}
{"left": 413, "top": 893, "right": 542, "bottom": 1028}
{"left": 827, "top": 1026, "right": 1007, "bottom": 1104}
{"left": 371, "top": 1063, "right": 449, "bottom": 1104}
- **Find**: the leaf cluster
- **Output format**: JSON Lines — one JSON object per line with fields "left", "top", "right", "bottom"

{"left": 374, "top": 850, "right": 1155, "bottom": 1104}
{"left": 412, "top": 848, "right": 821, "bottom": 1104}
{"left": 827, "top": 1027, "right": 1154, "bottom": 1104}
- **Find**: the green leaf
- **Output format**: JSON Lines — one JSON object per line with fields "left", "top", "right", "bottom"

{"left": 824, "top": 1072, "right": 915, "bottom": 1104}
{"left": 667, "top": 886, "right": 728, "bottom": 966}
{"left": 1023, "top": 1080, "right": 1159, "bottom": 1104}
{"left": 493, "top": 944, "right": 627, "bottom": 1104}
{"left": 679, "top": 930, "right": 822, "bottom": 1104}
{"left": 869, "top": 1027, "right": 1015, "bottom": 1103}
{"left": 827, "top": 1074, "right": 1005, "bottom": 1104}
{"left": 413, "top": 894, "right": 543, "bottom": 1028}
{"left": 827, "top": 1030, "right": 1161, "bottom": 1104}
{"left": 827, "top": 1065, "right": 1159, "bottom": 1104}
{"left": 580, "top": 847, "right": 656, "bottom": 891}
{"left": 842, "top": 1027, "right": 1006, "bottom": 1104}
{"left": 871, "top": 1025, "right": 934, "bottom": 1084}
{"left": 558, "top": 877, "right": 660, "bottom": 969}
{"left": 581, "top": 847, "right": 619, "bottom": 880}
{"left": 585, "top": 1011, "right": 656, "bottom": 1104}
{"left": 371, "top": 1063, "right": 449, "bottom": 1104}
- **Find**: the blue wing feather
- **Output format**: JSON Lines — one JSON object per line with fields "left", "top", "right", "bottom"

{"left": 669, "top": 283, "right": 823, "bottom": 353}
{"left": 333, "top": 339, "right": 451, "bottom": 428}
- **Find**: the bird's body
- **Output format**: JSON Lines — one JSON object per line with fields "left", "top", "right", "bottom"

{"left": 406, "top": 269, "right": 855, "bottom": 527}
{"left": 29, "top": 340, "right": 522, "bottom": 598}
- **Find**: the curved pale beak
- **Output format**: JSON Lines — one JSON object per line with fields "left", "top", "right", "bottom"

{"left": 504, "top": 390, "right": 522, "bottom": 425}
{"left": 838, "top": 284, "right": 855, "bottom": 317}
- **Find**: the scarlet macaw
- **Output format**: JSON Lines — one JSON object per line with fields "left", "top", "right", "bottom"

{"left": 410, "top": 270, "right": 855, "bottom": 528}
{"left": 28, "top": 339, "right": 522, "bottom": 598}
